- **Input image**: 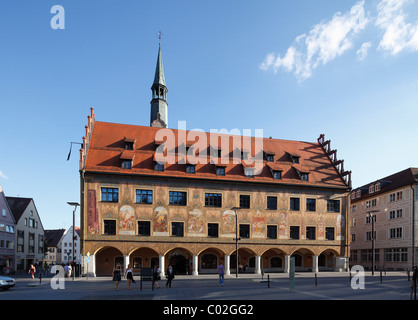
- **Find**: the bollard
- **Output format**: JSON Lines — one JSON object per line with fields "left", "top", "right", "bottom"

{"left": 315, "top": 273, "right": 317, "bottom": 286}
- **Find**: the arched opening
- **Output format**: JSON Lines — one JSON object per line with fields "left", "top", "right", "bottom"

{"left": 230, "top": 247, "right": 256, "bottom": 274}
{"left": 318, "top": 249, "right": 337, "bottom": 271}
{"left": 129, "top": 247, "right": 159, "bottom": 273}
{"left": 166, "top": 248, "right": 193, "bottom": 275}
{"left": 95, "top": 246, "right": 123, "bottom": 276}
{"left": 291, "top": 248, "right": 314, "bottom": 272}
{"left": 198, "top": 248, "right": 225, "bottom": 274}
{"left": 261, "top": 248, "right": 286, "bottom": 273}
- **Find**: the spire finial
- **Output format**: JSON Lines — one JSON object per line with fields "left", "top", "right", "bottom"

{"left": 158, "top": 31, "right": 162, "bottom": 46}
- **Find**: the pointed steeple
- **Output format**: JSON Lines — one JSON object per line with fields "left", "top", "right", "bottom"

{"left": 150, "top": 41, "right": 168, "bottom": 128}
{"left": 153, "top": 44, "right": 166, "bottom": 87}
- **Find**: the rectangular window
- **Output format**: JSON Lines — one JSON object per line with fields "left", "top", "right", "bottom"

{"left": 273, "top": 171, "right": 282, "bottom": 180}
{"left": 267, "top": 196, "right": 277, "bottom": 210}
{"left": 325, "top": 227, "right": 335, "bottom": 240}
{"left": 240, "top": 195, "right": 250, "bottom": 209}
{"left": 216, "top": 166, "right": 225, "bottom": 176}
{"left": 171, "top": 222, "right": 184, "bottom": 237}
{"left": 136, "top": 189, "right": 153, "bottom": 204}
{"left": 267, "top": 225, "right": 277, "bottom": 239}
{"left": 103, "top": 220, "right": 116, "bottom": 235}
{"left": 327, "top": 200, "right": 340, "bottom": 212}
{"left": 266, "top": 154, "right": 274, "bottom": 162}
{"left": 290, "top": 198, "right": 300, "bottom": 211}
{"left": 239, "top": 224, "right": 250, "bottom": 239}
{"left": 205, "top": 193, "right": 222, "bottom": 207}
{"left": 155, "top": 163, "right": 165, "bottom": 171}
{"left": 306, "top": 198, "right": 316, "bottom": 212}
{"left": 290, "top": 226, "right": 300, "bottom": 240}
{"left": 186, "top": 164, "right": 196, "bottom": 174}
{"left": 137, "top": 221, "right": 151, "bottom": 236}
{"left": 169, "top": 191, "right": 187, "bottom": 206}
{"left": 208, "top": 223, "right": 219, "bottom": 238}
{"left": 121, "top": 160, "right": 132, "bottom": 169}
{"left": 306, "top": 227, "right": 316, "bottom": 240}
{"left": 101, "top": 188, "right": 119, "bottom": 202}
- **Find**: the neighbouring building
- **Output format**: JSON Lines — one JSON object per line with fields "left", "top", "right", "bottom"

{"left": 6, "top": 196, "right": 45, "bottom": 272}
{"left": 78, "top": 44, "right": 352, "bottom": 277}
{"left": 0, "top": 185, "right": 16, "bottom": 274}
{"left": 44, "top": 229, "right": 65, "bottom": 265}
{"left": 61, "top": 226, "right": 81, "bottom": 264}
{"left": 350, "top": 168, "right": 418, "bottom": 271}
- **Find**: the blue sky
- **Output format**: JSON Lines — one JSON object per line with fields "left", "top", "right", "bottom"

{"left": 1, "top": 0, "right": 418, "bottom": 229}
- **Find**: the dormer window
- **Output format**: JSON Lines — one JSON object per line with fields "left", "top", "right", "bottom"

{"left": 124, "top": 138, "right": 135, "bottom": 150}
{"left": 121, "top": 160, "right": 132, "bottom": 169}
{"left": 186, "top": 164, "right": 196, "bottom": 174}
{"left": 287, "top": 152, "right": 300, "bottom": 164}
{"left": 293, "top": 164, "right": 309, "bottom": 181}
{"left": 375, "top": 182, "right": 381, "bottom": 192}
{"left": 369, "top": 184, "right": 375, "bottom": 194}
{"left": 241, "top": 151, "right": 249, "bottom": 160}
{"left": 120, "top": 151, "right": 134, "bottom": 170}
{"left": 216, "top": 165, "right": 226, "bottom": 176}
{"left": 244, "top": 168, "right": 255, "bottom": 178}
{"left": 266, "top": 154, "right": 274, "bottom": 162}
{"left": 356, "top": 190, "right": 361, "bottom": 198}
{"left": 155, "top": 162, "right": 165, "bottom": 172}
{"left": 273, "top": 171, "right": 282, "bottom": 180}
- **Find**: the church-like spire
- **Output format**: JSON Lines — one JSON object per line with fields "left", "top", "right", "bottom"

{"left": 153, "top": 44, "right": 166, "bottom": 87}
{"left": 150, "top": 33, "right": 168, "bottom": 128}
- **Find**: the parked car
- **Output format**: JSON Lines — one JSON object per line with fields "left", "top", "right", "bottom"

{"left": 0, "top": 276, "right": 15, "bottom": 290}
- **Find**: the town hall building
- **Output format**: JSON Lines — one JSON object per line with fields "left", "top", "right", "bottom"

{"left": 78, "top": 44, "right": 352, "bottom": 277}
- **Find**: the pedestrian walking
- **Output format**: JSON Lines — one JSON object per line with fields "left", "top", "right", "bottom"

{"left": 126, "top": 264, "right": 135, "bottom": 290}
{"left": 28, "top": 264, "right": 36, "bottom": 279}
{"left": 152, "top": 265, "right": 161, "bottom": 289}
{"left": 218, "top": 261, "right": 224, "bottom": 286}
{"left": 166, "top": 264, "right": 175, "bottom": 288}
{"left": 112, "top": 264, "right": 122, "bottom": 290}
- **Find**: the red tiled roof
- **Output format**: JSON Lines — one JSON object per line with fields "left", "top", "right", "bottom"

{"left": 82, "top": 121, "right": 349, "bottom": 189}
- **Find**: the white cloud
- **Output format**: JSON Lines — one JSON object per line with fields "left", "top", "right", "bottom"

{"left": 356, "top": 41, "right": 372, "bottom": 60}
{"left": 0, "top": 171, "right": 8, "bottom": 180}
{"left": 260, "top": 1, "right": 369, "bottom": 81}
{"left": 376, "top": 0, "right": 418, "bottom": 54}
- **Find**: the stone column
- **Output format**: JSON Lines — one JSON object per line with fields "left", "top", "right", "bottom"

{"left": 225, "top": 255, "right": 231, "bottom": 275}
{"left": 193, "top": 255, "right": 199, "bottom": 275}
{"left": 255, "top": 256, "right": 261, "bottom": 274}
{"left": 284, "top": 255, "right": 291, "bottom": 273}
{"left": 313, "top": 255, "right": 319, "bottom": 273}
{"left": 123, "top": 255, "right": 130, "bottom": 276}
{"left": 159, "top": 255, "right": 165, "bottom": 278}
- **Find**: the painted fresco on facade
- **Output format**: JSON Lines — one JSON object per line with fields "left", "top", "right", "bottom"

{"left": 88, "top": 189, "right": 99, "bottom": 234}
{"left": 251, "top": 210, "right": 265, "bottom": 238}
{"left": 119, "top": 205, "right": 135, "bottom": 235}
{"left": 187, "top": 209, "right": 204, "bottom": 236}
{"left": 279, "top": 212, "right": 288, "bottom": 239}
{"left": 154, "top": 206, "right": 168, "bottom": 235}
{"left": 221, "top": 210, "right": 235, "bottom": 237}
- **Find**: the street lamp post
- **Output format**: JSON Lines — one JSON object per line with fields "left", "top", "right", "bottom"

{"left": 367, "top": 210, "right": 379, "bottom": 276}
{"left": 67, "top": 202, "right": 80, "bottom": 281}
{"left": 231, "top": 207, "right": 241, "bottom": 278}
